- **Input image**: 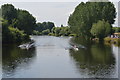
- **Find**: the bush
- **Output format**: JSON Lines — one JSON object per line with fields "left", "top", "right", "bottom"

{"left": 48, "top": 33, "right": 54, "bottom": 36}
{"left": 8, "top": 27, "right": 30, "bottom": 43}
{"left": 112, "top": 27, "right": 120, "bottom": 33}
{"left": 41, "top": 29, "right": 50, "bottom": 35}
{"left": 33, "top": 30, "right": 40, "bottom": 35}
{"left": 69, "top": 34, "right": 76, "bottom": 37}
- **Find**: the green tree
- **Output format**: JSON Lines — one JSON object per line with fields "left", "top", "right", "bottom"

{"left": 35, "top": 22, "right": 55, "bottom": 32}
{"left": 2, "top": 4, "right": 17, "bottom": 24}
{"left": 15, "top": 10, "right": 36, "bottom": 35}
{"left": 47, "top": 22, "right": 55, "bottom": 31}
{"left": 2, "top": 4, "right": 34, "bottom": 43}
{"left": 2, "top": 19, "right": 29, "bottom": 43}
{"left": 68, "top": 2, "right": 116, "bottom": 38}
{"left": 90, "top": 20, "right": 111, "bottom": 40}
{"left": 36, "top": 22, "right": 43, "bottom": 32}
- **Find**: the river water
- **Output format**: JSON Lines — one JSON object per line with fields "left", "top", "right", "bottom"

{"left": 2, "top": 36, "right": 119, "bottom": 78}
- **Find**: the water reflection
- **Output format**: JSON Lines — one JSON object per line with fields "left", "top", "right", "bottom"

{"left": 69, "top": 37, "right": 117, "bottom": 78}
{"left": 2, "top": 36, "right": 118, "bottom": 78}
{"left": 2, "top": 44, "right": 36, "bottom": 77}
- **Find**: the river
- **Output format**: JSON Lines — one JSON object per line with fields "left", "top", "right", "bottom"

{"left": 2, "top": 36, "right": 119, "bottom": 78}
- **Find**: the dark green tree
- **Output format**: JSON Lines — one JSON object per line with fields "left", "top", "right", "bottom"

{"left": 15, "top": 10, "right": 36, "bottom": 35}
{"left": 47, "top": 22, "right": 55, "bottom": 31}
{"left": 35, "top": 23, "right": 43, "bottom": 32}
{"left": 35, "top": 22, "right": 55, "bottom": 32}
{"left": 2, "top": 4, "right": 17, "bottom": 24}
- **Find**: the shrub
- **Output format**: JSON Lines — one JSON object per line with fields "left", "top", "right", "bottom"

{"left": 8, "top": 27, "right": 30, "bottom": 43}
{"left": 69, "top": 34, "right": 76, "bottom": 37}
{"left": 41, "top": 29, "right": 50, "bottom": 35}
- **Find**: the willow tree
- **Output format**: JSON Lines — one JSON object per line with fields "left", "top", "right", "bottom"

{"left": 68, "top": 2, "right": 116, "bottom": 39}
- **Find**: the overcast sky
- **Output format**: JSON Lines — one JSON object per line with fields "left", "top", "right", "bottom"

{"left": 0, "top": 0, "right": 119, "bottom": 27}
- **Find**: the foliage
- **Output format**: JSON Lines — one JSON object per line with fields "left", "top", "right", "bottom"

{"left": 41, "top": 29, "right": 50, "bottom": 35}
{"left": 35, "top": 22, "right": 55, "bottom": 32}
{"left": 15, "top": 9, "right": 36, "bottom": 35}
{"left": 69, "top": 34, "right": 77, "bottom": 37}
{"left": 2, "top": 4, "right": 17, "bottom": 24}
{"left": 1, "top": 4, "right": 36, "bottom": 43}
{"left": 2, "top": 19, "right": 29, "bottom": 43}
{"left": 33, "top": 30, "right": 41, "bottom": 35}
{"left": 2, "top": 19, "right": 12, "bottom": 43}
{"left": 48, "top": 33, "right": 55, "bottom": 36}
{"left": 112, "top": 27, "right": 120, "bottom": 33}
{"left": 8, "top": 27, "right": 29, "bottom": 43}
{"left": 90, "top": 20, "right": 112, "bottom": 40}
{"left": 51, "top": 27, "right": 71, "bottom": 36}
{"left": 68, "top": 2, "right": 116, "bottom": 38}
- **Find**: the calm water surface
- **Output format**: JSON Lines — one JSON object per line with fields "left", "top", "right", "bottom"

{"left": 2, "top": 36, "right": 119, "bottom": 78}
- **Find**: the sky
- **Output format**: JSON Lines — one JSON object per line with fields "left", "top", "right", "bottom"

{"left": 0, "top": 0, "right": 119, "bottom": 27}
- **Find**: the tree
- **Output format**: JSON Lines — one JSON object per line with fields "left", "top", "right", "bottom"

{"left": 90, "top": 20, "right": 111, "bottom": 40}
{"left": 15, "top": 10, "right": 36, "bottom": 35}
{"left": 2, "top": 4, "right": 35, "bottom": 43}
{"left": 35, "top": 22, "right": 55, "bottom": 32}
{"left": 68, "top": 2, "right": 116, "bottom": 38}
{"left": 2, "top": 18, "right": 29, "bottom": 43}
{"left": 47, "top": 22, "right": 55, "bottom": 31}
{"left": 36, "top": 23, "right": 44, "bottom": 32}
{"left": 2, "top": 4, "right": 17, "bottom": 24}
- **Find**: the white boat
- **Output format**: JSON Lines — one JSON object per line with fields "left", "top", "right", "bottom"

{"left": 73, "top": 47, "right": 79, "bottom": 51}
{"left": 68, "top": 45, "right": 79, "bottom": 51}
{"left": 18, "top": 41, "right": 35, "bottom": 50}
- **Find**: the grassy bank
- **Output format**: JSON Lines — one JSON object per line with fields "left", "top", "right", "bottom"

{"left": 104, "top": 37, "right": 120, "bottom": 46}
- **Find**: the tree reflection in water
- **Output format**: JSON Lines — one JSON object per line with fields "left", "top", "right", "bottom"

{"left": 2, "top": 44, "right": 36, "bottom": 77}
{"left": 69, "top": 37, "right": 116, "bottom": 78}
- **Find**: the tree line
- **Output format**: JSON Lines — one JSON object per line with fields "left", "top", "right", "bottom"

{"left": 1, "top": 1, "right": 117, "bottom": 43}
{"left": 1, "top": 4, "right": 73, "bottom": 44}
{"left": 0, "top": 4, "right": 58, "bottom": 43}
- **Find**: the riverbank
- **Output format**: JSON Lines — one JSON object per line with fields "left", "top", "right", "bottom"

{"left": 92, "top": 37, "right": 120, "bottom": 46}
{"left": 104, "top": 37, "right": 120, "bottom": 46}
{"left": 3, "top": 36, "right": 118, "bottom": 78}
